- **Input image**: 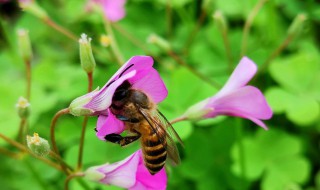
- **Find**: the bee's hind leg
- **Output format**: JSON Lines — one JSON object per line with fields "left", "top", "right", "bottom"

{"left": 104, "top": 132, "right": 141, "bottom": 147}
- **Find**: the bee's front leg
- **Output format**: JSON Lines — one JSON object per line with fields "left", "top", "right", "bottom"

{"left": 104, "top": 133, "right": 141, "bottom": 147}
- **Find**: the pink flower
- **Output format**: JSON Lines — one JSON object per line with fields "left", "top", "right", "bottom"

{"left": 69, "top": 56, "right": 168, "bottom": 139}
{"left": 92, "top": 0, "right": 126, "bottom": 22}
{"left": 85, "top": 149, "right": 167, "bottom": 190}
{"left": 181, "top": 57, "right": 272, "bottom": 129}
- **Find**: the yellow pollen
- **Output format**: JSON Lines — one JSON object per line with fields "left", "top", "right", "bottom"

{"left": 100, "top": 35, "right": 111, "bottom": 47}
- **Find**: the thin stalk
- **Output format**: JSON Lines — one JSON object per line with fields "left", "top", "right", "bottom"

{"left": 50, "top": 108, "right": 70, "bottom": 174}
{"left": 104, "top": 19, "right": 124, "bottom": 65}
{"left": 64, "top": 173, "right": 85, "bottom": 190}
{"left": 220, "top": 27, "right": 233, "bottom": 73}
{"left": 112, "top": 23, "right": 149, "bottom": 53}
{"left": 0, "top": 133, "right": 62, "bottom": 171}
{"left": 77, "top": 72, "right": 93, "bottom": 170}
{"left": 43, "top": 18, "right": 78, "bottom": 41}
{"left": 49, "top": 151, "right": 73, "bottom": 172}
{"left": 25, "top": 59, "right": 31, "bottom": 100}
{"left": 240, "top": 0, "right": 268, "bottom": 57}
{"left": 17, "top": 118, "right": 27, "bottom": 144}
{"left": 235, "top": 118, "right": 246, "bottom": 182}
{"left": 258, "top": 34, "right": 294, "bottom": 74}
{"left": 167, "top": 51, "right": 221, "bottom": 89}
{"left": 166, "top": 0, "right": 172, "bottom": 38}
{"left": 184, "top": 9, "right": 207, "bottom": 52}
{"left": 0, "top": 147, "right": 20, "bottom": 159}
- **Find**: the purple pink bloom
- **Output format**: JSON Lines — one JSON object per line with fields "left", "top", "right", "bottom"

{"left": 69, "top": 55, "right": 168, "bottom": 139}
{"left": 180, "top": 57, "right": 272, "bottom": 129}
{"left": 91, "top": 0, "right": 126, "bottom": 22}
{"left": 85, "top": 149, "right": 167, "bottom": 190}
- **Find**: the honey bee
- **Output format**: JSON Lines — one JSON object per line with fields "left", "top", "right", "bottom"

{"left": 104, "top": 80, "right": 183, "bottom": 175}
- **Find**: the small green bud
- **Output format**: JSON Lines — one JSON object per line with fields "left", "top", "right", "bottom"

{"left": 147, "top": 33, "right": 171, "bottom": 52}
{"left": 100, "top": 34, "right": 111, "bottom": 47}
{"left": 26, "top": 133, "right": 50, "bottom": 157}
{"left": 288, "top": 13, "right": 307, "bottom": 37}
{"left": 213, "top": 10, "right": 228, "bottom": 32}
{"left": 69, "top": 87, "right": 99, "bottom": 116}
{"left": 19, "top": 0, "right": 48, "bottom": 20}
{"left": 16, "top": 96, "right": 30, "bottom": 119}
{"left": 79, "top": 33, "right": 96, "bottom": 73}
{"left": 17, "top": 29, "right": 33, "bottom": 62}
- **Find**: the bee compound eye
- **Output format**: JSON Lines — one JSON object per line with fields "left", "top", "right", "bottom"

{"left": 113, "top": 89, "right": 127, "bottom": 101}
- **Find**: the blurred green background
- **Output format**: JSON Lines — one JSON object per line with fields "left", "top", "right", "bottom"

{"left": 0, "top": 0, "right": 320, "bottom": 190}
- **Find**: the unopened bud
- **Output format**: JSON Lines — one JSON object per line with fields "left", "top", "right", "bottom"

{"left": 147, "top": 33, "right": 171, "bottom": 52}
{"left": 100, "top": 34, "right": 111, "bottom": 47}
{"left": 213, "top": 11, "right": 228, "bottom": 32}
{"left": 17, "top": 29, "right": 33, "bottom": 62}
{"left": 79, "top": 33, "right": 96, "bottom": 73}
{"left": 19, "top": 0, "right": 48, "bottom": 20}
{"left": 16, "top": 97, "right": 30, "bottom": 119}
{"left": 288, "top": 13, "right": 307, "bottom": 37}
{"left": 26, "top": 133, "right": 50, "bottom": 157}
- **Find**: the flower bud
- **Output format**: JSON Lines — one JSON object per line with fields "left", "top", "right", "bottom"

{"left": 19, "top": 0, "right": 48, "bottom": 20}
{"left": 288, "top": 13, "right": 307, "bottom": 37}
{"left": 16, "top": 96, "right": 30, "bottom": 119}
{"left": 79, "top": 33, "right": 96, "bottom": 73}
{"left": 17, "top": 29, "right": 33, "bottom": 62}
{"left": 26, "top": 133, "right": 50, "bottom": 157}
{"left": 213, "top": 10, "right": 228, "bottom": 32}
{"left": 100, "top": 34, "right": 111, "bottom": 47}
{"left": 69, "top": 87, "right": 99, "bottom": 116}
{"left": 147, "top": 33, "right": 171, "bottom": 52}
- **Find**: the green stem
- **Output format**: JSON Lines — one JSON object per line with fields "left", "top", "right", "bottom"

{"left": 104, "top": 19, "right": 124, "bottom": 65}
{"left": 236, "top": 118, "right": 246, "bottom": 181}
{"left": 50, "top": 108, "right": 70, "bottom": 174}
{"left": 0, "top": 133, "right": 62, "bottom": 171}
{"left": 64, "top": 173, "right": 85, "bottom": 190}
{"left": 166, "top": 0, "right": 173, "bottom": 38}
{"left": 17, "top": 118, "right": 27, "bottom": 144}
{"left": 77, "top": 72, "right": 93, "bottom": 170}
{"left": 167, "top": 51, "right": 221, "bottom": 89}
{"left": 258, "top": 34, "right": 294, "bottom": 74}
{"left": 25, "top": 59, "right": 31, "bottom": 100}
{"left": 240, "top": 0, "right": 268, "bottom": 57}
{"left": 184, "top": 9, "right": 207, "bottom": 53}
{"left": 44, "top": 18, "right": 78, "bottom": 41}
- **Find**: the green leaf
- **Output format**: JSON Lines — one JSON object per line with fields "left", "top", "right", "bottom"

{"left": 231, "top": 129, "right": 311, "bottom": 189}
{"left": 269, "top": 51, "right": 320, "bottom": 94}
{"left": 286, "top": 97, "right": 320, "bottom": 126}
{"left": 265, "top": 87, "right": 295, "bottom": 114}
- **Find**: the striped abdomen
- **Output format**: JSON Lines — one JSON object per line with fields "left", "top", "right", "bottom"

{"left": 141, "top": 130, "right": 167, "bottom": 175}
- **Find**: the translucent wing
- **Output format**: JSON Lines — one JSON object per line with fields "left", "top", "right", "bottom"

{"left": 138, "top": 108, "right": 183, "bottom": 166}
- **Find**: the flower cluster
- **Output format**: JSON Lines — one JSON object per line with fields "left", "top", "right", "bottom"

{"left": 70, "top": 55, "right": 272, "bottom": 189}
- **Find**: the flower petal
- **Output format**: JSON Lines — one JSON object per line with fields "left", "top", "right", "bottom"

{"left": 206, "top": 86, "right": 272, "bottom": 129}
{"left": 109, "top": 55, "right": 154, "bottom": 83}
{"left": 84, "top": 70, "right": 136, "bottom": 113}
{"left": 132, "top": 68, "right": 168, "bottom": 103}
{"left": 99, "top": 0, "right": 126, "bottom": 22}
{"left": 216, "top": 57, "right": 257, "bottom": 98}
{"left": 130, "top": 151, "right": 167, "bottom": 190}
{"left": 96, "top": 110, "right": 125, "bottom": 140}
{"left": 86, "top": 150, "right": 140, "bottom": 188}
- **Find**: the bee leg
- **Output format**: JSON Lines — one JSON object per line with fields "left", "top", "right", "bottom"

{"left": 119, "top": 132, "right": 141, "bottom": 147}
{"left": 104, "top": 132, "right": 141, "bottom": 147}
{"left": 104, "top": 133, "right": 123, "bottom": 144}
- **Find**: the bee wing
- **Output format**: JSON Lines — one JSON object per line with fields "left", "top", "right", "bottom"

{"left": 138, "top": 108, "right": 183, "bottom": 166}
